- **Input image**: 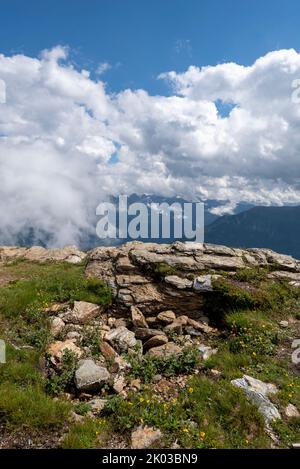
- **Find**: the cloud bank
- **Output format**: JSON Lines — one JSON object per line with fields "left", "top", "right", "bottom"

{"left": 1, "top": 46, "right": 300, "bottom": 246}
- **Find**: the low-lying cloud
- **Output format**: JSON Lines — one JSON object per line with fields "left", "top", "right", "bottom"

{"left": 1, "top": 46, "right": 300, "bottom": 246}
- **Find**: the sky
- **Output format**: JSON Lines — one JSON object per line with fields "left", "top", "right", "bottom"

{"left": 1, "top": 0, "right": 300, "bottom": 246}
{"left": 2, "top": 0, "right": 300, "bottom": 93}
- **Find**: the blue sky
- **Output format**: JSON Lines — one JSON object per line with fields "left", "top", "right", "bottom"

{"left": 1, "top": 0, "right": 300, "bottom": 94}
{"left": 2, "top": 1, "right": 300, "bottom": 245}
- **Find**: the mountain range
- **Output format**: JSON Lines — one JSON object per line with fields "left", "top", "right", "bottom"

{"left": 205, "top": 205, "right": 300, "bottom": 259}
{"left": 1, "top": 194, "right": 300, "bottom": 259}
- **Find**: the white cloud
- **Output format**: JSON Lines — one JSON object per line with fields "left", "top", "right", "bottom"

{"left": 1, "top": 47, "right": 300, "bottom": 245}
{"left": 96, "top": 62, "right": 111, "bottom": 75}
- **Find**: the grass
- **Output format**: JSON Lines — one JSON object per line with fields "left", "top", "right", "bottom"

{"left": 206, "top": 271, "right": 300, "bottom": 324}
{"left": 0, "top": 260, "right": 112, "bottom": 436}
{"left": 235, "top": 266, "right": 269, "bottom": 284}
{"left": 1, "top": 260, "right": 300, "bottom": 448}
{"left": 0, "top": 261, "right": 112, "bottom": 321}
{"left": 0, "top": 261, "right": 112, "bottom": 353}
{"left": 61, "top": 418, "right": 110, "bottom": 449}
{"left": 0, "top": 345, "right": 70, "bottom": 430}
{"left": 103, "top": 375, "right": 269, "bottom": 448}
{"left": 0, "top": 383, "right": 70, "bottom": 429}
{"left": 226, "top": 310, "right": 280, "bottom": 356}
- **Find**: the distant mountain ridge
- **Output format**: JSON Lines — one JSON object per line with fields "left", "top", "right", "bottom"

{"left": 1, "top": 195, "right": 300, "bottom": 257}
{"left": 205, "top": 205, "right": 300, "bottom": 259}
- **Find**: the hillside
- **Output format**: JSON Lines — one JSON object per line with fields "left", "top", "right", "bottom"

{"left": 205, "top": 206, "right": 300, "bottom": 258}
{"left": 0, "top": 242, "right": 300, "bottom": 448}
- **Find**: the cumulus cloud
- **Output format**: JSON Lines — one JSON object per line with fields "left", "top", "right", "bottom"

{"left": 1, "top": 46, "right": 300, "bottom": 245}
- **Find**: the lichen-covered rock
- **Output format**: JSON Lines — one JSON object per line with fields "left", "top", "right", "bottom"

{"left": 75, "top": 359, "right": 110, "bottom": 392}
{"left": 231, "top": 375, "right": 280, "bottom": 423}
{"left": 105, "top": 326, "right": 137, "bottom": 352}
{"left": 84, "top": 241, "right": 300, "bottom": 317}
{"left": 193, "top": 275, "right": 213, "bottom": 292}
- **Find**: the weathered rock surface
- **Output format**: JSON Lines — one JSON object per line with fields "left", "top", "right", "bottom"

{"left": 113, "top": 374, "right": 126, "bottom": 394}
{"left": 143, "top": 334, "right": 168, "bottom": 351}
{"left": 75, "top": 359, "right": 110, "bottom": 392}
{"left": 193, "top": 275, "right": 213, "bottom": 292}
{"left": 50, "top": 317, "right": 65, "bottom": 337}
{"left": 88, "top": 398, "right": 107, "bottom": 413}
{"left": 198, "top": 344, "right": 218, "bottom": 360}
{"left": 231, "top": 375, "right": 281, "bottom": 423}
{"left": 105, "top": 326, "right": 137, "bottom": 352}
{"left": 147, "top": 342, "right": 182, "bottom": 358}
{"left": 285, "top": 403, "right": 300, "bottom": 418}
{"left": 47, "top": 339, "right": 82, "bottom": 366}
{"left": 61, "top": 301, "right": 102, "bottom": 325}
{"left": 135, "top": 328, "right": 166, "bottom": 340}
{"left": 157, "top": 310, "right": 176, "bottom": 324}
{"left": 131, "top": 306, "right": 148, "bottom": 328}
{"left": 131, "top": 425, "right": 162, "bottom": 449}
{"left": 85, "top": 241, "right": 300, "bottom": 317}
{"left": 0, "top": 245, "right": 86, "bottom": 264}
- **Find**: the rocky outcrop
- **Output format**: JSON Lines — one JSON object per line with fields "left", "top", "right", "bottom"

{"left": 0, "top": 245, "right": 86, "bottom": 264}
{"left": 85, "top": 241, "right": 300, "bottom": 317}
{"left": 231, "top": 375, "right": 281, "bottom": 424}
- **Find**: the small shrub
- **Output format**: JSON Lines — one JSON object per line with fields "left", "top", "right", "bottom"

{"left": 73, "top": 402, "right": 91, "bottom": 416}
{"left": 81, "top": 326, "right": 102, "bottom": 357}
{"left": 127, "top": 347, "right": 200, "bottom": 383}
{"left": 46, "top": 349, "right": 78, "bottom": 395}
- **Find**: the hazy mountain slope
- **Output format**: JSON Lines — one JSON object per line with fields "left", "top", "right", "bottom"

{"left": 205, "top": 206, "right": 300, "bottom": 258}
